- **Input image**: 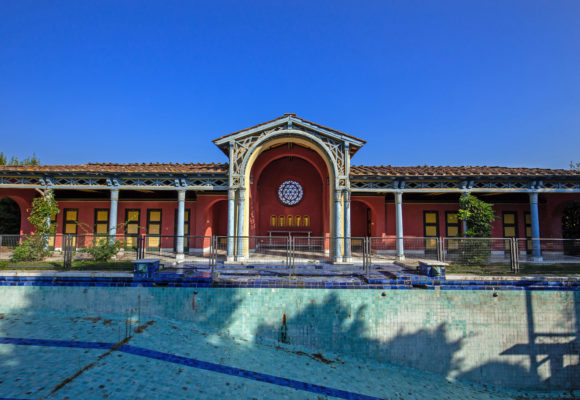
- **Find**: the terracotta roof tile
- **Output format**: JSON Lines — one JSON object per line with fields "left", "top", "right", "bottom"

{"left": 350, "top": 165, "right": 580, "bottom": 177}
{"left": 0, "top": 162, "right": 229, "bottom": 174}
{"left": 0, "top": 163, "right": 578, "bottom": 177}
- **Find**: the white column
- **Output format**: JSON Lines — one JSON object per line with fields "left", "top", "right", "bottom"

{"left": 227, "top": 188, "right": 236, "bottom": 260}
{"left": 334, "top": 189, "right": 342, "bottom": 262}
{"left": 395, "top": 191, "right": 404, "bottom": 260}
{"left": 176, "top": 189, "right": 186, "bottom": 261}
{"left": 108, "top": 188, "right": 119, "bottom": 239}
{"left": 343, "top": 189, "right": 351, "bottom": 262}
{"left": 529, "top": 191, "right": 542, "bottom": 262}
{"left": 461, "top": 192, "right": 469, "bottom": 235}
{"left": 236, "top": 188, "right": 246, "bottom": 260}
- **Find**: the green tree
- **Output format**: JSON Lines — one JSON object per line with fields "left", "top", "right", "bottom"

{"left": 12, "top": 190, "right": 59, "bottom": 262}
{"left": 0, "top": 153, "right": 41, "bottom": 166}
{"left": 570, "top": 161, "right": 580, "bottom": 171}
{"left": 458, "top": 194, "right": 495, "bottom": 237}
{"left": 457, "top": 195, "right": 496, "bottom": 265}
{"left": 21, "top": 153, "right": 40, "bottom": 165}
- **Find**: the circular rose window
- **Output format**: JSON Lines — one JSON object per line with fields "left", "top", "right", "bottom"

{"left": 278, "top": 180, "right": 303, "bottom": 206}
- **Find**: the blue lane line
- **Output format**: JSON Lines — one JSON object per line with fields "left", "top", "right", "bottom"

{"left": 0, "top": 398, "right": 30, "bottom": 400}
{"left": 0, "top": 337, "right": 383, "bottom": 400}
{"left": 0, "top": 337, "right": 112, "bottom": 350}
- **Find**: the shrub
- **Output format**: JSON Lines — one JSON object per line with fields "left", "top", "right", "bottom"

{"left": 84, "top": 239, "right": 123, "bottom": 262}
{"left": 11, "top": 236, "right": 50, "bottom": 262}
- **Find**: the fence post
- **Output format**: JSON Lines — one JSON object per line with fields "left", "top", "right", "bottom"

{"left": 286, "top": 236, "right": 294, "bottom": 276}
{"left": 209, "top": 236, "right": 215, "bottom": 271}
{"left": 290, "top": 236, "right": 295, "bottom": 274}
{"left": 509, "top": 237, "right": 519, "bottom": 273}
{"left": 63, "top": 234, "right": 72, "bottom": 270}
{"left": 363, "top": 237, "right": 371, "bottom": 276}
{"left": 285, "top": 236, "right": 289, "bottom": 271}
{"left": 136, "top": 235, "right": 145, "bottom": 260}
{"left": 362, "top": 237, "right": 367, "bottom": 273}
{"left": 436, "top": 237, "right": 442, "bottom": 262}
{"left": 515, "top": 238, "right": 520, "bottom": 273}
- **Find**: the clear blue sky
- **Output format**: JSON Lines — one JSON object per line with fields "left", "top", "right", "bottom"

{"left": 1, "top": 1, "right": 579, "bottom": 169}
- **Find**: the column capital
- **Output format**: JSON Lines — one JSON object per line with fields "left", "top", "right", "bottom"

{"left": 177, "top": 188, "right": 186, "bottom": 201}
{"left": 110, "top": 188, "right": 119, "bottom": 200}
{"left": 228, "top": 188, "right": 236, "bottom": 200}
{"left": 529, "top": 191, "right": 539, "bottom": 203}
{"left": 343, "top": 189, "right": 351, "bottom": 202}
{"left": 334, "top": 190, "right": 342, "bottom": 202}
{"left": 394, "top": 191, "right": 403, "bottom": 202}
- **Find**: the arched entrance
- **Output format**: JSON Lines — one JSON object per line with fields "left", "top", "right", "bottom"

{"left": 213, "top": 115, "right": 367, "bottom": 262}
{"left": 237, "top": 131, "right": 342, "bottom": 260}
{"left": 0, "top": 197, "right": 21, "bottom": 235}
{"left": 351, "top": 201, "right": 372, "bottom": 237}
{"left": 249, "top": 144, "right": 328, "bottom": 238}
{"left": 562, "top": 201, "right": 580, "bottom": 255}
{"left": 209, "top": 200, "right": 228, "bottom": 237}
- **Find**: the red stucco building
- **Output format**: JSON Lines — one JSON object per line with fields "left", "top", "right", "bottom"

{"left": 1, "top": 114, "right": 579, "bottom": 262}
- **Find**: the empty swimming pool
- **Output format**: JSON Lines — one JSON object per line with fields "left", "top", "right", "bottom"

{"left": 0, "top": 279, "right": 578, "bottom": 399}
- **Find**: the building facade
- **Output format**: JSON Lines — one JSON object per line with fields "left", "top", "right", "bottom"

{"left": 1, "top": 114, "right": 579, "bottom": 262}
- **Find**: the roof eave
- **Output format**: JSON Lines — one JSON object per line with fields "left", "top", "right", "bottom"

{"left": 213, "top": 115, "right": 366, "bottom": 158}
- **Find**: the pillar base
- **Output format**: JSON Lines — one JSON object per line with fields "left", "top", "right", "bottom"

{"left": 226, "top": 256, "right": 236, "bottom": 263}
{"left": 176, "top": 253, "right": 185, "bottom": 262}
{"left": 343, "top": 257, "right": 353, "bottom": 263}
{"left": 396, "top": 255, "right": 406, "bottom": 261}
{"left": 531, "top": 256, "right": 544, "bottom": 263}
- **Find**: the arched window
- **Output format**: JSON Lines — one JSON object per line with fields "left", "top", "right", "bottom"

{"left": 0, "top": 197, "right": 20, "bottom": 235}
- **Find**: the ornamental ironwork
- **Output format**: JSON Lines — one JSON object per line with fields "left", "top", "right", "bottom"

{"left": 226, "top": 120, "right": 351, "bottom": 189}
{"left": 278, "top": 180, "right": 303, "bottom": 206}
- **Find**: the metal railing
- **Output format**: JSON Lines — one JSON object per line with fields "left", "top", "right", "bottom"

{"left": 441, "top": 237, "right": 517, "bottom": 274}
{"left": 133, "top": 235, "right": 215, "bottom": 265}
{"left": 1, "top": 234, "right": 579, "bottom": 274}
{"left": 0, "top": 234, "right": 139, "bottom": 269}
{"left": 368, "top": 237, "right": 441, "bottom": 265}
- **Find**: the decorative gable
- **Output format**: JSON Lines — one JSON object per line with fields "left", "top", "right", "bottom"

{"left": 213, "top": 114, "right": 366, "bottom": 188}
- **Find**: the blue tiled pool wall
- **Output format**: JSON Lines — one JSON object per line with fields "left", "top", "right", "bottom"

{"left": 2, "top": 273, "right": 580, "bottom": 290}
{"left": 0, "top": 286, "right": 578, "bottom": 391}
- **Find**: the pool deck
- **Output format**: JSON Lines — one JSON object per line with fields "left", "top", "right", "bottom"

{"left": 0, "top": 264, "right": 579, "bottom": 291}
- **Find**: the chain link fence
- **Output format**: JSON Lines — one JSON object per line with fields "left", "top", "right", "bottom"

{"left": 1, "top": 234, "right": 580, "bottom": 275}
{"left": 440, "top": 237, "right": 515, "bottom": 274}
{"left": 0, "top": 234, "right": 138, "bottom": 269}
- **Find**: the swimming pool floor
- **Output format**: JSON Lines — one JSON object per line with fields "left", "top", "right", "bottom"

{"left": 0, "top": 312, "right": 572, "bottom": 399}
